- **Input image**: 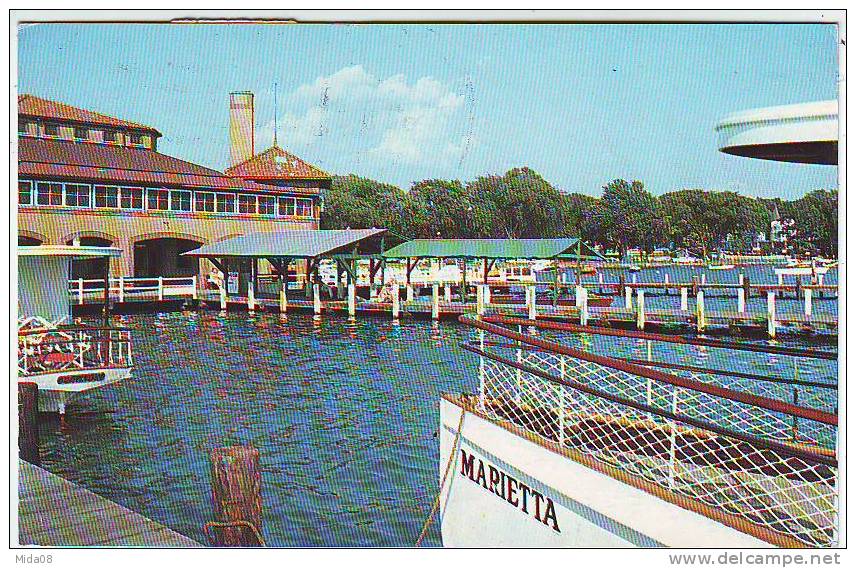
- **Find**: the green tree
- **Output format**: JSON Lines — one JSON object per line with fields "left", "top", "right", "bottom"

{"left": 322, "top": 175, "right": 413, "bottom": 242}
{"left": 590, "top": 179, "right": 664, "bottom": 259}
{"left": 788, "top": 189, "right": 838, "bottom": 256}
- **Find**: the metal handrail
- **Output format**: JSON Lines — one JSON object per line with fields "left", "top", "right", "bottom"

{"left": 461, "top": 316, "right": 837, "bottom": 426}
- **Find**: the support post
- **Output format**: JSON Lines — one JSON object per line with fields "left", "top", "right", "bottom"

{"left": 767, "top": 291, "right": 777, "bottom": 338}
{"left": 432, "top": 283, "right": 440, "bottom": 320}
{"left": 406, "top": 284, "right": 414, "bottom": 303}
{"left": 158, "top": 276, "right": 164, "bottom": 301}
{"left": 210, "top": 446, "right": 263, "bottom": 547}
{"left": 680, "top": 287, "right": 688, "bottom": 312}
{"left": 313, "top": 283, "right": 321, "bottom": 315}
{"left": 78, "top": 278, "right": 84, "bottom": 305}
{"left": 484, "top": 285, "right": 491, "bottom": 305}
{"left": 191, "top": 275, "right": 198, "bottom": 300}
{"left": 118, "top": 276, "right": 125, "bottom": 303}
{"left": 392, "top": 285, "right": 400, "bottom": 319}
{"left": 348, "top": 282, "right": 356, "bottom": 317}
{"left": 528, "top": 285, "right": 537, "bottom": 320}
{"left": 219, "top": 283, "right": 227, "bottom": 311}
{"left": 804, "top": 288, "right": 813, "bottom": 319}
{"left": 636, "top": 290, "right": 646, "bottom": 330}
{"left": 696, "top": 290, "right": 706, "bottom": 332}
{"left": 444, "top": 284, "right": 451, "bottom": 303}
{"left": 700, "top": 273, "right": 706, "bottom": 285}
{"left": 476, "top": 284, "right": 485, "bottom": 316}
{"left": 279, "top": 278, "right": 288, "bottom": 313}
{"left": 575, "top": 285, "right": 583, "bottom": 307}
{"left": 664, "top": 273, "right": 670, "bottom": 294}
{"left": 737, "top": 287, "right": 746, "bottom": 314}
{"left": 580, "top": 286, "right": 589, "bottom": 326}
{"left": 247, "top": 265, "right": 256, "bottom": 312}
{"left": 624, "top": 286, "right": 633, "bottom": 309}
{"left": 18, "top": 382, "right": 39, "bottom": 465}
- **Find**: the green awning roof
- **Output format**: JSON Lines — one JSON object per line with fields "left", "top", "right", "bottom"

{"left": 184, "top": 229, "right": 387, "bottom": 259}
{"left": 382, "top": 238, "right": 603, "bottom": 260}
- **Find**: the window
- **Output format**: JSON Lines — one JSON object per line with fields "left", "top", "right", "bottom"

{"left": 36, "top": 182, "right": 63, "bottom": 206}
{"left": 129, "top": 133, "right": 143, "bottom": 145}
{"left": 216, "top": 193, "right": 235, "bottom": 213}
{"left": 238, "top": 194, "right": 257, "bottom": 214}
{"left": 170, "top": 190, "right": 192, "bottom": 212}
{"left": 64, "top": 184, "right": 91, "bottom": 207}
{"left": 73, "top": 127, "right": 89, "bottom": 140}
{"left": 258, "top": 195, "right": 277, "bottom": 216}
{"left": 120, "top": 187, "right": 144, "bottom": 210}
{"left": 18, "top": 121, "right": 29, "bottom": 135}
{"left": 18, "top": 181, "right": 33, "bottom": 205}
{"left": 195, "top": 192, "right": 215, "bottom": 212}
{"left": 104, "top": 130, "right": 118, "bottom": 143}
{"left": 278, "top": 197, "right": 296, "bottom": 217}
{"left": 296, "top": 198, "right": 314, "bottom": 217}
{"left": 147, "top": 189, "right": 170, "bottom": 211}
{"left": 43, "top": 124, "right": 59, "bottom": 137}
{"left": 94, "top": 185, "right": 119, "bottom": 208}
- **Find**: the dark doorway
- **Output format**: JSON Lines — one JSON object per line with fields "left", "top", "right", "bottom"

{"left": 134, "top": 237, "right": 202, "bottom": 278}
{"left": 66, "top": 236, "right": 112, "bottom": 280}
{"left": 18, "top": 236, "right": 42, "bottom": 246}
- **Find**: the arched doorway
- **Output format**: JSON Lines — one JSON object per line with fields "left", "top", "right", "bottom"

{"left": 18, "top": 235, "right": 42, "bottom": 246}
{"left": 66, "top": 236, "right": 112, "bottom": 280}
{"left": 133, "top": 237, "right": 202, "bottom": 278}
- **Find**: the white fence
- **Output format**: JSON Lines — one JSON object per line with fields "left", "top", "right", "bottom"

{"left": 68, "top": 276, "right": 198, "bottom": 305}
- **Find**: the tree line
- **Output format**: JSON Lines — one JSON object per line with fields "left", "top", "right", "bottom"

{"left": 321, "top": 167, "right": 838, "bottom": 258}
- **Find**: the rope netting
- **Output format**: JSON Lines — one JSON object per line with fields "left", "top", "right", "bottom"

{"left": 461, "top": 315, "right": 838, "bottom": 547}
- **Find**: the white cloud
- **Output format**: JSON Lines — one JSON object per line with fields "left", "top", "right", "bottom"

{"left": 260, "top": 65, "right": 471, "bottom": 174}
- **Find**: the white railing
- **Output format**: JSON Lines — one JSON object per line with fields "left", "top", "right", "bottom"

{"left": 18, "top": 325, "right": 133, "bottom": 375}
{"left": 68, "top": 276, "right": 197, "bottom": 304}
{"left": 461, "top": 315, "right": 838, "bottom": 547}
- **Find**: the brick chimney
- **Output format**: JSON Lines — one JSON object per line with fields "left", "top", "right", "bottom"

{"left": 229, "top": 91, "right": 254, "bottom": 167}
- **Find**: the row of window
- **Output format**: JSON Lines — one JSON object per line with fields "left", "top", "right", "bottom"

{"left": 18, "top": 181, "right": 315, "bottom": 217}
{"left": 18, "top": 122, "right": 146, "bottom": 145}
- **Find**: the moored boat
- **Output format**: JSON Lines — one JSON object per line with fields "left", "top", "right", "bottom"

{"left": 438, "top": 316, "right": 838, "bottom": 547}
{"left": 18, "top": 246, "right": 134, "bottom": 414}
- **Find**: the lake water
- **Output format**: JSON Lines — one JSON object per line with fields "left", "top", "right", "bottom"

{"left": 35, "top": 307, "right": 837, "bottom": 547}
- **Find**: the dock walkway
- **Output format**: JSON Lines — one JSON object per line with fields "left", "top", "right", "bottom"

{"left": 18, "top": 461, "right": 199, "bottom": 547}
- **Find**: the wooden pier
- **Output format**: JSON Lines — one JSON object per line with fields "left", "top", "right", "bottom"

{"left": 18, "top": 461, "right": 199, "bottom": 547}
{"left": 197, "top": 279, "right": 838, "bottom": 338}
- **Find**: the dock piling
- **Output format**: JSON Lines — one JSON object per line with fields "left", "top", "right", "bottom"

{"left": 804, "top": 288, "right": 813, "bottom": 320}
{"left": 210, "top": 445, "right": 263, "bottom": 547}
{"left": 527, "top": 286, "right": 537, "bottom": 320}
{"left": 624, "top": 286, "right": 633, "bottom": 309}
{"left": 680, "top": 287, "right": 688, "bottom": 312}
{"left": 247, "top": 282, "right": 256, "bottom": 312}
{"left": 696, "top": 291, "right": 706, "bottom": 332}
{"left": 767, "top": 291, "right": 777, "bottom": 338}
{"left": 18, "top": 382, "right": 39, "bottom": 465}
{"left": 313, "top": 283, "right": 321, "bottom": 315}
{"left": 219, "top": 283, "right": 227, "bottom": 311}
{"left": 737, "top": 287, "right": 746, "bottom": 314}
{"left": 279, "top": 280, "right": 288, "bottom": 313}
{"left": 476, "top": 284, "right": 485, "bottom": 316}
{"left": 444, "top": 285, "right": 451, "bottom": 303}
{"left": 406, "top": 284, "right": 414, "bottom": 302}
{"left": 636, "top": 290, "right": 646, "bottom": 331}
{"left": 580, "top": 287, "right": 589, "bottom": 326}
{"left": 432, "top": 284, "right": 440, "bottom": 320}
{"left": 392, "top": 285, "right": 400, "bottom": 319}
{"left": 347, "top": 282, "right": 356, "bottom": 317}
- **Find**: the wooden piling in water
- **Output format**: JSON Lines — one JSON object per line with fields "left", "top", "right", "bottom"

{"left": 392, "top": 285, "right": 400, "bottom": 319}
{"left": 624, "top": 286, "right": 633, "bottom": 309}
{"left": 696, "top": 291, "right": 706, "bottom": 332}
{"left": 680, "top": 287, "right": 688, "bottom": 312}
{"left": 209, "top": 445, "right": 263, "bottom": 547}
{"left": 347, "top": 282, "right": 356, "bottom": 317}
{"left": 432, "top": 283, "right": 440, "bottom": 320}
{"left": 767, "top": 291, "right": 777, "bottom": 338}
{"left": 313, "top": 283, "right": 321, "bottom": 315}
{"left": 636, "top": 290, "right": 646, "bottom": 331}
{"left": 18, "top": 382, "right": 39, "bottom": 465}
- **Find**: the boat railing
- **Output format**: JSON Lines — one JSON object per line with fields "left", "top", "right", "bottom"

{"left": 18, "top": 325, "right": 134, "bottom": 376}
{"left": 459, "top": 315, "right": 838, "bottom": 547}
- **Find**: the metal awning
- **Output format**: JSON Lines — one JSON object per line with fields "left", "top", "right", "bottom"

{"left": 381, "top": 238, "right": 603, "bottom": 260}
{"left": 18, "top": 245, "right": 122, "bottom": 259}
{"left": 183, "top": 229, "right": 387, "bottom": 259}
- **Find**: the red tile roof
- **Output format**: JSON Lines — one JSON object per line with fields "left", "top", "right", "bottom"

{"left": 18, "top": 94, "right": 162, "bottom": 137}
{"left": 225, "top": 145, "right": 330, "bottom": 180}
{"left": 18, "top": 137, "right": 319, "bottom": 195}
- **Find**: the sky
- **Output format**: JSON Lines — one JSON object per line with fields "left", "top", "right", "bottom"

{"left": 17, "top": 22, "right": 839, "bottom": 199}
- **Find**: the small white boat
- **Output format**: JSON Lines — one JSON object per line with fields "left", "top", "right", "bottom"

{"left": 18, "top": 246, "right": 133, "bottom": 414}
{"left": 708, "top": 264, "right": 736, "bottom": 271}
{"left": 775, "top": 265, "right": 830, "bottom": 277}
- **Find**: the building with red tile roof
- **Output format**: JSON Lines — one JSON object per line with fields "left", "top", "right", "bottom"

{"left": 17, "top": 93, "right": 320, "bottom": 282}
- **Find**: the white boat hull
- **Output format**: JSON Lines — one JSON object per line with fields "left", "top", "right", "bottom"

{"left": 20, "top": 367, "right": 132, "bottom": 413}
{"left": 439, "top": 397, "right": 772, "bottom": 548}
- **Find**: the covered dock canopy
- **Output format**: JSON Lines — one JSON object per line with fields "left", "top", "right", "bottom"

{"left": 381, "top": 238, "right": 603, "bottom": 261}
{"left": 183, "top": 228, "right": 388, "bottom": 299}
{"left": 184, "top": 229, "right": 387, "bottom": 260}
